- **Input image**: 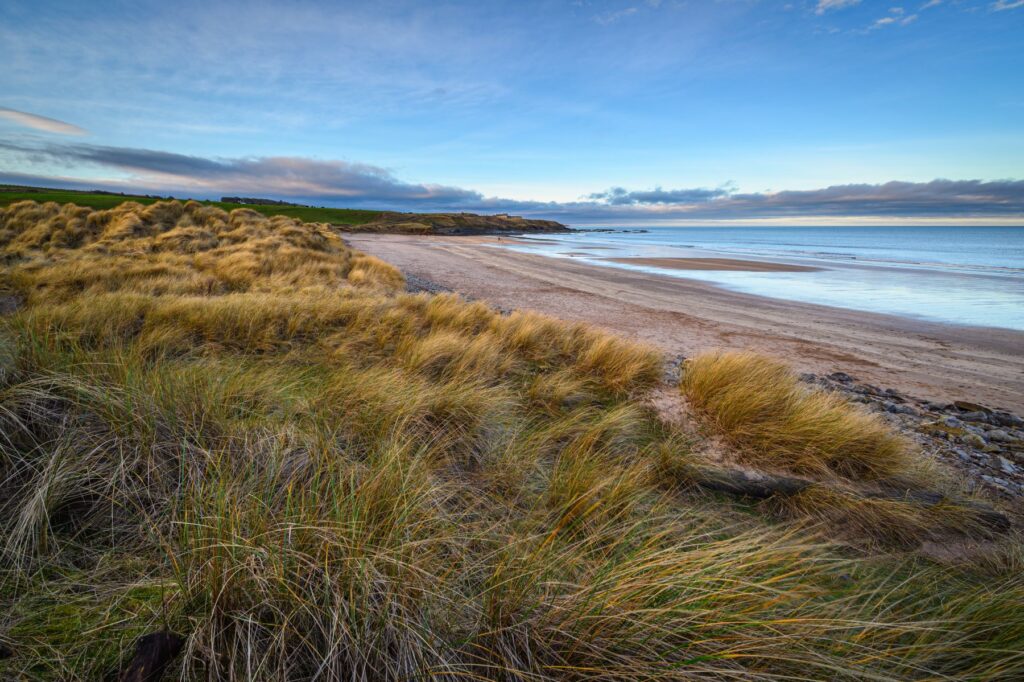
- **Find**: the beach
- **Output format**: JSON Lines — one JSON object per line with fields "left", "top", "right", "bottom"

{"left": 347, "top": 233, "right": 1024, "bottom": 413}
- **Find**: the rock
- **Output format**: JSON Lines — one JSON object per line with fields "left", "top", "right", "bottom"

{"left": 118, "top": 631, "right": 185, "bottom": 682}
{"left": 886, "top": 403, "right": 917, "bottom": 416}
{"left": 961, "top": 433, "right": 986, "bottom": 449}
{"left": 799, "top": 372, "right": 817, "bottom": 382}
{"left": 0, "top": 295, "right": 22, "bottom": 316}
{"left": 956, "top": 449, "right": 972, "bottom": 462}
{"left": 998, "top": 456, "right": 1019, "bottom": 476}
{"left": 828, "top": 371, "right": 854, "bottom": 383}
{"left": 992, "top": 411, "right": 1024, "bottom": 429}
{"left": 942, "top": 416, "right": 964, "bottom": 428}
{"left": 959, "top": 411, "right": 990, "bottom": 423}
{"left": 988, "top": 429, "right": 1016, "bottom": 443}
{"left": 954, "top": 400, "right": 992, "bottom": 413}
{"left": 883, "top": 387, "right": 903, "bottom": 397}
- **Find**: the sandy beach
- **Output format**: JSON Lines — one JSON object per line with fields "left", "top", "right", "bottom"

{"left": 347, "top": 233, "right": 1024, "bottom": 413}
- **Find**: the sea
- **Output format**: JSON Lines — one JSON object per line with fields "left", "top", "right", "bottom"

{"left": 498, "top": 226, "right": 1024, "bottom": 331}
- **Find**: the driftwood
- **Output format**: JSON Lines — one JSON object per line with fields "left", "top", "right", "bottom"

{"left": 691, "top": 466, "right": 1011, "bottom": 533}
{"left": 118, "top": 632, "right": 185, "bottom": 682}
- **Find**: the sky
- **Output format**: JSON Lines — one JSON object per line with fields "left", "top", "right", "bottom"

{"left": 1, "top": 0, "right": 1023, "bottom": 225}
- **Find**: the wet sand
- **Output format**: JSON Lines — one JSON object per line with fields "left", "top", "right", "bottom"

{"left": 604, "top": 256, "right": 820, "bottom": 272}
{"left": 345, "top": 233, "right": 1024, "bottom": 413}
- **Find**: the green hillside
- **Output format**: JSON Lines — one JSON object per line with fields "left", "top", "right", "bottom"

{"left": 0, "top": 186, "right": 382, "bottom": 225}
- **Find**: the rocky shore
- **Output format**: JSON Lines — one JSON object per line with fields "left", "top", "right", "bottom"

{"left": 801, "top": 371, "right": 1024, "bottom": 499}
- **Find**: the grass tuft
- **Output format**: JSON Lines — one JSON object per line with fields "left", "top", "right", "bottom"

{"left": 681, "top": 351, "right": 916, "bottom": 480}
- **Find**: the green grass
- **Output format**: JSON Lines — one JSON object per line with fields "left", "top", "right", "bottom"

{"left": 0, "top": 185, "right": 382, "bottom": 225}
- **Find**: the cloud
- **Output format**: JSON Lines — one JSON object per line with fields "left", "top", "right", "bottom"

{"left": 921, "top": 0, "right": 942, "bottom": 9}
{"left": 870, "top": 7, "right": 919, "bottom": 28}
{"left": 594, "top": 6, "right": 639, "bottom": 25}
{"left": 586, "top": 186, "right": 732, "bottom": 205}
{"left": 0, "top": 141, "right": 482, "bottom": 207}
{"left": 993, "top": 0, "right": 1024, "bottom": 9}
{"left": 815, "top": 0, "right": 862, "bottom": 15}
{"left": 0, "top": 107, "right": 87, "bottom": 136}
{"left": 1, "top": 140, "right": 1022, "bottom": 222}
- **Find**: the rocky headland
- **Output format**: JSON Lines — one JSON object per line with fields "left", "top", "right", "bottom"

{"left": 342, "top": 211, "right": 569, "bottom": 235}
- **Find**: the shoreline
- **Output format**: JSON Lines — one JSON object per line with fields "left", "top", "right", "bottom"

{"left": 602, "top": 256, "right": 822, "bottom": 272}
{"left": 344, "top": 233, "right": 1024, "bottom": 414}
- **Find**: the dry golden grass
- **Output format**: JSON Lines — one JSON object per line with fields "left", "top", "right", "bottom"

{"left": 681, "top": 351, "right": 918, "bottom": 480}
{"left": 1, "top": 201, "right": 1022, "bottom": 680}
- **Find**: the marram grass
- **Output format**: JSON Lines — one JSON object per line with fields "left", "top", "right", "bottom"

{"left": 0, "top": 200, "right": 1022, "bottom": 680}
{"left": 681, "top": 351, "right": 919, "bottom": 480}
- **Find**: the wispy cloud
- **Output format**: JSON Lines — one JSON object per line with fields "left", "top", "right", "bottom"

{"left": 0, "top": 107, "right": 87, "bottom": 136}
{"left": 594, "top": 6, "right": 639, "bottom": 25}
{"left": 992, "top": 0, "right": 1024, "bottom": 10}
{"left": 815, "top": 0, "right": 862, "bottom": 15}
{"left": 3, "top": 140, "right": 1023, "bottom": 223}
{"left": 868, "top": 6, "right": 920, "bottom": 28}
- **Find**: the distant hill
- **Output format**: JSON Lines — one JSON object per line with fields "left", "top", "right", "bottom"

{"left": 0, "top": 186, "right": 568, "bottom": 233}
{"left": 344, "top": 210, "right": 568, "bottom": 235}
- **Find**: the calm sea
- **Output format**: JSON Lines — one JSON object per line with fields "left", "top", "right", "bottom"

{"left": 502, "top": 226, "right": 1024, "bottom": 330}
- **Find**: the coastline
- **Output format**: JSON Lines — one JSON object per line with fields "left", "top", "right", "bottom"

{"left": 345, "top": 232, "right": 1024, "bottom": 414}
{"left": 602, "top": 256, "right": 822, "bottom": 272}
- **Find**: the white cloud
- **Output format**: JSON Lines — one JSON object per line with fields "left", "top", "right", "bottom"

{"left": 815, "top": 0, "right": 862, "bottom": 15}
{"left": 0, "top": 107, "right": 87, "bottom": 136}
{"left": 921, "top": 0, "right": 942, "bottom": 9}
{"left": 993, "top": 0, "right": 1024, "bottom": 9}
{"left": 594, "top": 6, "right": 639, "bottom": 25}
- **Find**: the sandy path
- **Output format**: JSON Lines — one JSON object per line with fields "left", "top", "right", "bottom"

{"left": 346, "top": 233, "right": 1024, "bottom": 413}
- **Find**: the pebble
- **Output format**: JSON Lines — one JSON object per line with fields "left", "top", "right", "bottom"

{"left": 799, "top": 370, "right": 1024, "bottom": 499}
{"left": 954, "top": 400, "right": 991, "bottom": 413}
{"left": 988, "top": 429, "right": 1015, "bottom": 443}
{"left": 993, "top": 412, "right": 1024, "bottom": 429}
{"left": 998, "top": 456, "right": 1019, "bottom": 475}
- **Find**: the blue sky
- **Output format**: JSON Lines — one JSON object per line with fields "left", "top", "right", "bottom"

{"left": 1, "top": 0, "right": 1023, "bottom": 224}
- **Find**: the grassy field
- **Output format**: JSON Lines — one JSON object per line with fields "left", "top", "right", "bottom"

{"left": 0, "top": 198, "right": 1022, "bottom": 680}
{"left": 0, "top": 186, "right": 382, "bottom": 225}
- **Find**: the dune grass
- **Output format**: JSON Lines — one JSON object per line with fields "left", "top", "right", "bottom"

{"left": 1, "top": 200, "right": 1023, "bottom": 680}
{"left": 0, "top": 186, "right": 382, "bottom": 225}
{"left": 681, "top": 351, "right": 919, "bottom": 480}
